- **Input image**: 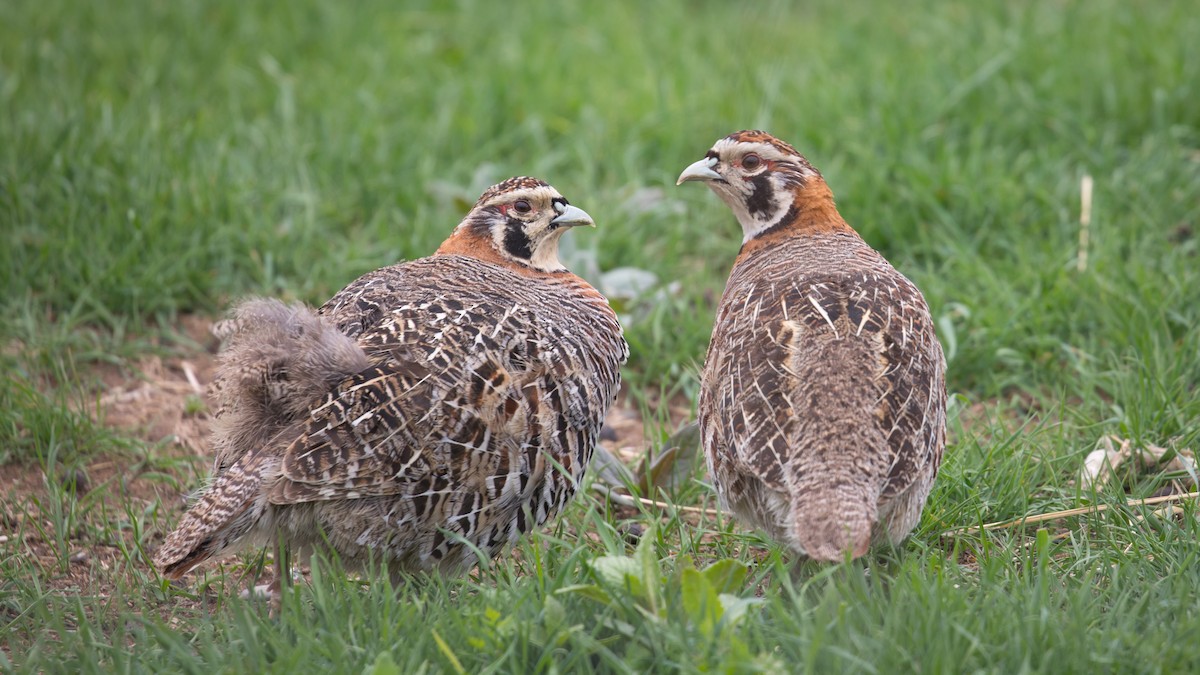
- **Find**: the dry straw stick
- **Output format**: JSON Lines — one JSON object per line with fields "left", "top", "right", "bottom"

{"left": 1076, "top": 174, "right": 1094, "bottom": 272}
{"left": 593, "top": 484, "right": 726, "bottom": 518}
{"left": 947, "top": 490, "right": 1199, "bottom": 536}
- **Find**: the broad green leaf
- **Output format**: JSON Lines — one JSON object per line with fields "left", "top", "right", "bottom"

{"left": 542, "top": 594, "right": 566, "bottom": 629}
{"left": 635, "top": 523, "right": 661, "bottom": 614}
{"left": 717, "top": 594, "right": 765, "bottom": 627}
{"left": 556, "top": 584, "right": 614, "bottom": 607}
{"left": 362, "top": 651, "right": 401, "bottom": 675}
{"left": 589, "top": 555, "right": 642, "bottom": 588}
{"left": 700, "top": 559, "right": 749, "bottom": 595}
{"left": 680, "top": 567, "right": 720, "bottom": 637}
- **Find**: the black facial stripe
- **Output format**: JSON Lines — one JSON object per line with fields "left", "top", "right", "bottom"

{"left": 748, "top": 204, "right": 799, "bottom": 243}
{"left": 745, "top": 173, "right": 775, "bottom": 218}
{"left": 503, "top": 219, "right": 532, "bottom": 260}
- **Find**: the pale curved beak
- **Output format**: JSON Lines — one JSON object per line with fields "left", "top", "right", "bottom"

{"left": 676, "top": 156, "right": 722, "bottom": 185}
{"left": 551, "top": 203, "right": 595, "bottom": 228}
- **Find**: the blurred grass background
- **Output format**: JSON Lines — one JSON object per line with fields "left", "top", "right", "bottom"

{"left": 2, "top": 0, "right": 1199, "bottom": 672}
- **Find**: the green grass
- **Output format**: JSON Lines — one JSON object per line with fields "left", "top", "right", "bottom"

{"left": 3, "top": 0, "right": 1199, "bottom": 671}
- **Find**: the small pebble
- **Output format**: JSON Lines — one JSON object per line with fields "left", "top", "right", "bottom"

{"left": 75, "top": 468, "right": 91, "bottom": 493}
{"left": 60, "top": 468, "right": 90, "bottom": 495}
{"left": 70, "top": 550, "right": 89, "bottom": 564}
{"left": 619, "top": 523, "right": 645, "bottom": 545}
{"left": 241, "top": 585, "right": 273, "bottom": 600}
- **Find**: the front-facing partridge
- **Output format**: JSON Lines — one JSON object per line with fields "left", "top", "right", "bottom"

{"left": 678, "top": 131, "right": 946, "bottom": 561}
{"left": 155, "top": 177, "right": 629, "bottom": 584}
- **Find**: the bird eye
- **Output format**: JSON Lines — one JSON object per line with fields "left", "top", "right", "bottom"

{"left": 513, "top": 200, "right": 532, "bottom": 214}
{"left": 742, "top": 154, "right": 762, "bottom": 170}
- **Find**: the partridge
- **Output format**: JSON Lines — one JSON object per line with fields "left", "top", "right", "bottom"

{"left": 155, "top": 177, "right": 629, "bottom": 584}
{"left": 678, "top": 131, "right": 946, "bottom": 561}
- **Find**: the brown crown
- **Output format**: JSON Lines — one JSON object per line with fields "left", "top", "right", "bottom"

{"left": 724, "top": 130, "right": 803, "bottom": 158}
{"left": 474, "top": 176, "right": 552, "bottom": 208}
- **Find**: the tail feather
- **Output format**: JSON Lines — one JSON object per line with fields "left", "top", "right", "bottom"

{"left": 154, "top": 452, "right": 274, "bottom": 579}
{"left": 207, "top": 297, "right": 369, "bottom": 473}
{"left": 158, "top": 299, "right": 368, "bottom": 579}
{"left": 213, "top": 297, "right": 370, "bottom": 419}
{"left": 790, "top": 481, "right": 877, "bottom": 562}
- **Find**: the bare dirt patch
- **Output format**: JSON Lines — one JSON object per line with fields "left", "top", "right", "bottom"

{"left": 1, "top": 319, "right": 229, "bottom": 647}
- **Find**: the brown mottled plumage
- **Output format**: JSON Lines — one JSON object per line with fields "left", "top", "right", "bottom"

{"left": 155, "top": 177, "right": 628, "bottom": 583}
{"left": 678, "top": 131, "right": 946, "bottom": 561}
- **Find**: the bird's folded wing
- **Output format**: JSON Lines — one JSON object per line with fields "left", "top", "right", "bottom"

{"left": 269, "top": 358, "right": 458, "bottom": 503}
{"left": 713, "top": 273, "right": 944, "bottom": 497}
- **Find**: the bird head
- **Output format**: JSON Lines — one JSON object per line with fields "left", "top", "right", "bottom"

{"left": 440, "top": 177, "right": 594, "bottom": 273}
{"left": 677, "top": 130, "right": 829, "bottom": 243}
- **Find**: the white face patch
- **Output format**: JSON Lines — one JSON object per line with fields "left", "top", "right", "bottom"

{"left": 481, "top": 185, "right": 572, "bottom": 272}
{"left": 703, "top": 139, "right": 817, "bottom": 242}
{"left": 527, "top": 230, "right": 570, "bottom": 271}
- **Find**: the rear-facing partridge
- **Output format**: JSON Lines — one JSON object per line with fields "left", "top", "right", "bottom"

{"left": 678, "top": 131, "right": 946, "bottom": 561}
{"left": 155, "top": 177, "right": 629, "bottom": 583}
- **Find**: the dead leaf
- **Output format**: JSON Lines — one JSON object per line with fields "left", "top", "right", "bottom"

{"left": 635, "top": 421, "right": 702, "bottom": 494}
{"left": 591, "top": 443, "right": 636, "bottom": 489}
{"left": 1078, "top": 435, "right": 1197, "bottom": 489}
